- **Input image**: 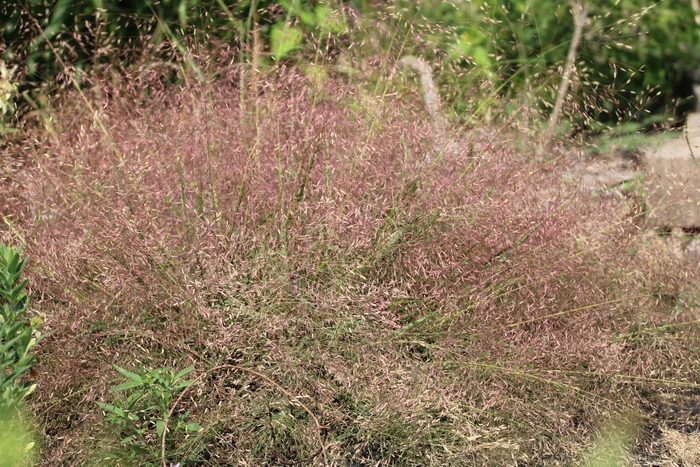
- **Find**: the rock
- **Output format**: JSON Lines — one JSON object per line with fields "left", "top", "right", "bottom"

{"left": 643, "top": 113, "right": 700, "bottom": 228}
{"left": 564, "top": 149, "right": 643, "bottom": 195}
{"left": 581, "top": 151, "right": 642, "bottom": 194}
{"left": 685, "top": 238, "right": 700, "bottom": 257}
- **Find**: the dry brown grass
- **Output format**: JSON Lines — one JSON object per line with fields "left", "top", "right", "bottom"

{"left": 2, "top": 49, "right": 700, "bottom": 466}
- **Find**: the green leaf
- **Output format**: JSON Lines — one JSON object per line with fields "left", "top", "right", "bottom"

{"left": 5, "top": 251, "right": 19, "bottom": 275}
{"left": 186, "top": 422, "right": 202, "bottom": 432}
{"left": 124, "top": 391, "right": 146, "bottom": 409}
{"left": 19, "top": 328, "right": 32, "bottom": 347}
{"left": 173, "top": 365, "right": 195, "bottom": 381}
{"left": 23, "top": 383, "right": 36, "bottom": 397}
{"left": 178, "top": 0, "right": 188, "bottom": 29}
{"left": 112, "top": 380, "right": 144, "bottom": 391}
{"left": 270, "top": 24, "right": 303, "bottom": 61}
{"left": 10, "top": 279, "right": 28, "bottom": 303}
{"left": 156, "top": 419, "right": 165, "bottom": 438}
{"left": 112, "top": 365, "right": 144, "bottom": 384}
{"left": 471, "top": 46, "right": 492, "bottom": 68}
{"left": 314, "top": 5, "right": 345, "bottom": 33}
{"left": 96, "top": 402, "right": 126, "bottom": 418}
{"left": 128, "top": 445, "right": 151, "bottom": 455}
{"left": 298, "top": 9, "right": 315, "bottom": 26}
{"left": 173, "top": 380, "right": 195, "bottom": 391}
{"left": 149, "top": 367, "right": 169, "bottom": 385}
{"left": 10, "top": 365, "right": 32, "bottom": 379}
{"left": 29, "top": 316, "right": 43, "bottom": 327}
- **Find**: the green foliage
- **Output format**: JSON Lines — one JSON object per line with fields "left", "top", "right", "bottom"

{"left": 96, "top": 365, "right": 200, "bottom": 465}
{"left": 0, "top": 245, "right": 39, "bottom": 466}
{"left": 291, "top": 1, "right": 347, "bottom": 34}
{"left": 271, "top": 1, "right": 347, "bottom": 60}
{"left": 0, "top": 405, "right": 36, "bottom": 467}
{"left": 271, "top": 24, "right": 304, "bottom": 60}
{"left": 2, "top": 0, "right": 700, "bottom": 126}
{"left": 397, "top": 0, "right": 700, "bottom": 124}
{"left": 0, "top": 60, "right": 18, "bottom": 135}
{"left": 4, "top": 0, "right": 219, "bottom": 84}
{"left": 2, "top": 0, "right": 348, "bottom": 87}
{"left": 0, "top": 245, "right": 41, "bottom": 412}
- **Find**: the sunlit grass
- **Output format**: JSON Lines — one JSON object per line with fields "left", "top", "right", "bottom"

{"left": 1, "top": 5, "right": 699, "bottom": 466}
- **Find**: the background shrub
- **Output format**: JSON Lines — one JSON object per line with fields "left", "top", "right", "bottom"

{"left": 2, "top": 0, "right": 699, "bottom": 130}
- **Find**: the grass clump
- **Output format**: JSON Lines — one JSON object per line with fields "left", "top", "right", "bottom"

{"left": 1, "top": 14, "right": 699, "bottom": 467}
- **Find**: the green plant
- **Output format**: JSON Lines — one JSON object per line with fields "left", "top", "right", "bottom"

{"left": 0, "top": 244, "right": 41, "bottom": 412}
{"left": 0, "top": 245, "right": 39, "bottom": 466}
{"left": 0, "top": 404, "right": 36, "bottom": 467}
{"left": 96, "top": 365, "right": 201, "bottom": 464}
{"left": 393, "top": 0, "right": 700, "bottom": 127}
{"left": 0, "top": 59, "right": 18, "bottom": 134}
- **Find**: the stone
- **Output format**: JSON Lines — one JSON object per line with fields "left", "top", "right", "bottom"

{"left": 643, "top": 113, "right": 700, "bottom": 227}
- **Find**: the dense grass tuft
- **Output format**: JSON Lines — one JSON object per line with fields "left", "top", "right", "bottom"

{"left": 2, "top": 50, "right": 700, "bottom": 466}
